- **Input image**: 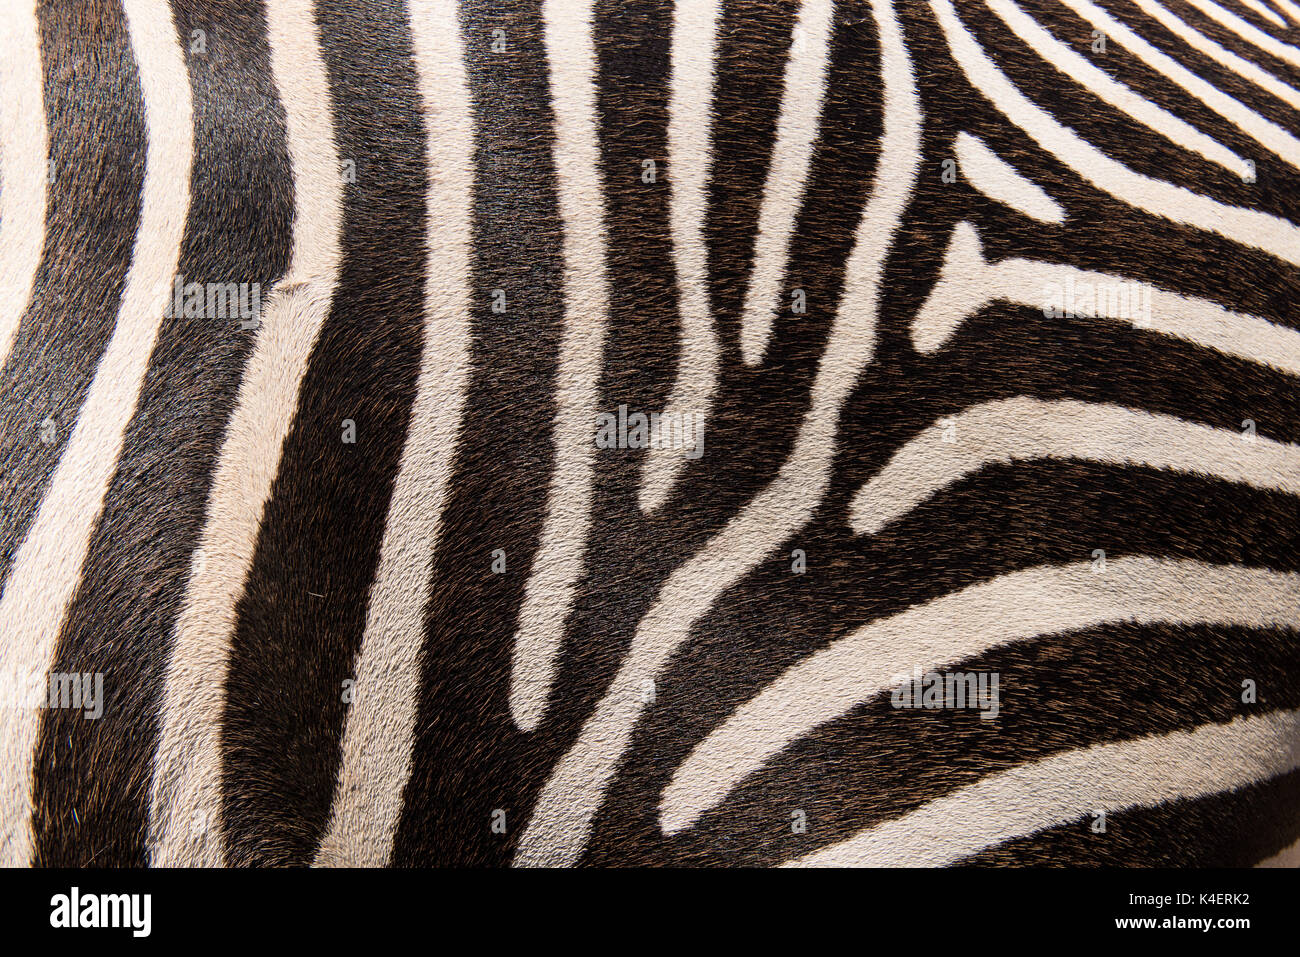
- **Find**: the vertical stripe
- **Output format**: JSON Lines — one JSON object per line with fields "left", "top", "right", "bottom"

{"left": 514, "top": 0, "right": 921, "bottom": 866}
{"left": 0, "top": 2, "right": 146, "bottom": 590}
{"left": 315, "top": 0, "right": 475, "bottom": 868}
{"left": 31, "top": 0, "right": 294, "bottom": 867}
{"left": 0, "top": 0, "right": 47, "bottom": 369}
{"left": 146, "top": 0, "right": 343, "bottom": 867}
{"left": 0, "top": 0, "right": 192, "bottom": 867}
{"left": 737, "top": 0, "right": 834, "bottom": 366}
{"left": 509, "top": 0, "right": 611, "bottom": 733}
{"left": 637, "top": 0, "right": 722, "bottom": 511}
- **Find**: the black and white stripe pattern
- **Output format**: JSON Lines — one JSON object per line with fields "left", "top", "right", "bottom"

{"left": 0, "top": 0, "right": 1298, "bottom": 868}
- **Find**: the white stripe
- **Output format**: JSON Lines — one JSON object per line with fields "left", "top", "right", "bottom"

{"left": 851, "top": 397, "right": 1300, "bottom": 535}
{"left": 1056, "top": 0, "right": 1300, "bottom": 170}
{"left": 1186, "top": 0, "right": 1300, "bottom": 64}
{"left": 954, "top": 132, "right": 1065, "bottom": 223}
{"left": 313, "top": 0, "right": 474, "bottom": 868}
{"left": 0, "top": 0, "right": 192, "bottom": 867}
{"left": 146, "top": 0, "right": 343, "bottom": 866}
{"left": 1131, "top": 0, "right": 1300, "bottom": 110}
{"left": 0, "top": 0, "right": 47, "bottom": 369}
{"left": 514, "top": 0, "right": 921, "bottom": 867}
{"left": 988, "top": 0, "right": 1245, "bottom": 174}
{"left": 785, "top": 709, "right": 1300, "bottom": 866}
{"left": 931, "top": 0, "right": 1300, "bottom": 266}
{"left": 911, "top": 221, "right": 1300, "bottom": 376}
{"left": 1271, "top": 0, "right": 1300, "bottom": 26}
{"left": 508, "top": 0, "right": 611, "bottom": 732}
{"left": 660, "top": 558, "right": 1300, "bottom": 835}
{"left": 638, "top": 0, "right": 722, "bottom": 512}
{"left": 738, "top": 0, "right": 835, "bottom": 365}
{"left": 1237, "top": 0, "right": 1290, "bottom": 28}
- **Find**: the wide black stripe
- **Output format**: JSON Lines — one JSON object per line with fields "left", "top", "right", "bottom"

{"left": 31, "top": 0, "right": 293, "bottom": 868}
{"left": 597, "top": 618, "right": 1300, "bottom": 865}
{"left": 219, "top": 0, "right": 428, "bottom": 866}
{"left": 0, "top": 0, "right": 145, "bottom": 588}
{"left": 958, "top": 765, "right": 1300, "bottom": 866}
{"left": 391, "top": 0, "right": 571, "bottom": 867}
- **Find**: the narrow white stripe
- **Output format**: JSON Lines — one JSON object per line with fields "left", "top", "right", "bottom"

{"left": 988, "top": 0, "right": 1244, "bottom": 174}
{"left": 1186, "top": 0, "right": 1300, "bottom": 64}
{"left": 313, "top": 0, "right": 474, "bottom": 868}
{"left": 786, "top": 709, "right": 1300, "bottom": 866}
{"left": 0, "top": 0, "right": 192, "bottom": 867}
{"left": 508, "top": 0, "right": 611, "bottom": 732}
{"left": 1271, "top": 0, "right": 1300, "bottom": 26}
{"left": 638, "top": 0, "right": 722, "bottom": 512}
{"left": 954, "top": 132, "right": 1065, "bottom": 223}
{"left": 851, "top": 397, "right": 1300, "bottom": 535}
{"left": 1132, "top": 0, "right": 1300, "bottom": 110}
{"left": 1258, "top": 833, "right": 1300, "bottom": 866}
{"left": 738, "top": 0, "right": 835, "bottom": 366}
{"left": 514, "top": 0, "right": 921, "bottom": 867}
{"left": 1237, "top": 0, "right": 1290, "bottom": 28}
{"left": 931, "top": 0, "right": 1300, "bottom": 266}
{"left": 1057, "top": 0, "right": 1300, "bottom": 170}
{"left": 911, "top": 221, "right": 1300, "bottom": 376}
{"left": 0, "top": 0, "right": 47, "bottom": 369}
{"left": 146, "top": 0, "right": 343, "bottom": 867}
{"left": 661, "top": 558, "right": 1300, "bottom": 834}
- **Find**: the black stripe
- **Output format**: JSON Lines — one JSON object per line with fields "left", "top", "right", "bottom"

{"left": 390, "top": 0, "right": 569, "bottom": 867}
{"left": 0, "top": 0, "right": 145, "bottom": 589}
{"left": 31, "top": 0, "right": 294, "bottom": 868}
{"left": 219, "top": 0, "right": 428, "bottom": 866}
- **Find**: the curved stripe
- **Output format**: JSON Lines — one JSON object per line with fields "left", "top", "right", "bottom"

{"left": 514, "top": 0, "right": 921, "bottom": 867}
{"left": 931, "top": 0, "right": 1300, "bottom": 266}
{"left": 0, "top": 0, "right": 47, "bottom": 369}
{"left": 638, "top": 0, "right": 722, "bottom": 511}
{"left": 911, "top": 221, "right": 1300, "bottom": 376}
{"left": 738, "top": 0, "right": 835, "bottom": 365}
{"left": 1184, "top": 0, "right": 1300, "bottom": 68}
{"left": 508, "top": 0, "right": 612, "bottom": 732}
{"left": 1131, "top": 0, "right": 1300, "bottom": 110}
{"left": 785, "top": 709, "right": 1300, "bottom": 866}
{"left": 313, "top": 0, "right": 474, "bottom": 867}
{"left": 954, "top": 132, "right": 1065, "bottom": 223}
{"left": 146, "top": 0, "right": 343, "bottom": 867}
{"left": 0, "top": 0, "right": 192, "bottom": 867}
{"left": 1057, "top": 0, "right": 1300, "bottom": 169}
{"left": 850, "top": 397, "right": 1300, "bottom": 535}
{"left": 661, "top": 558, "right": 1300, "bottom": 834}
{"left": 988, "top": 0, "right": 1245, "bottom": 174}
